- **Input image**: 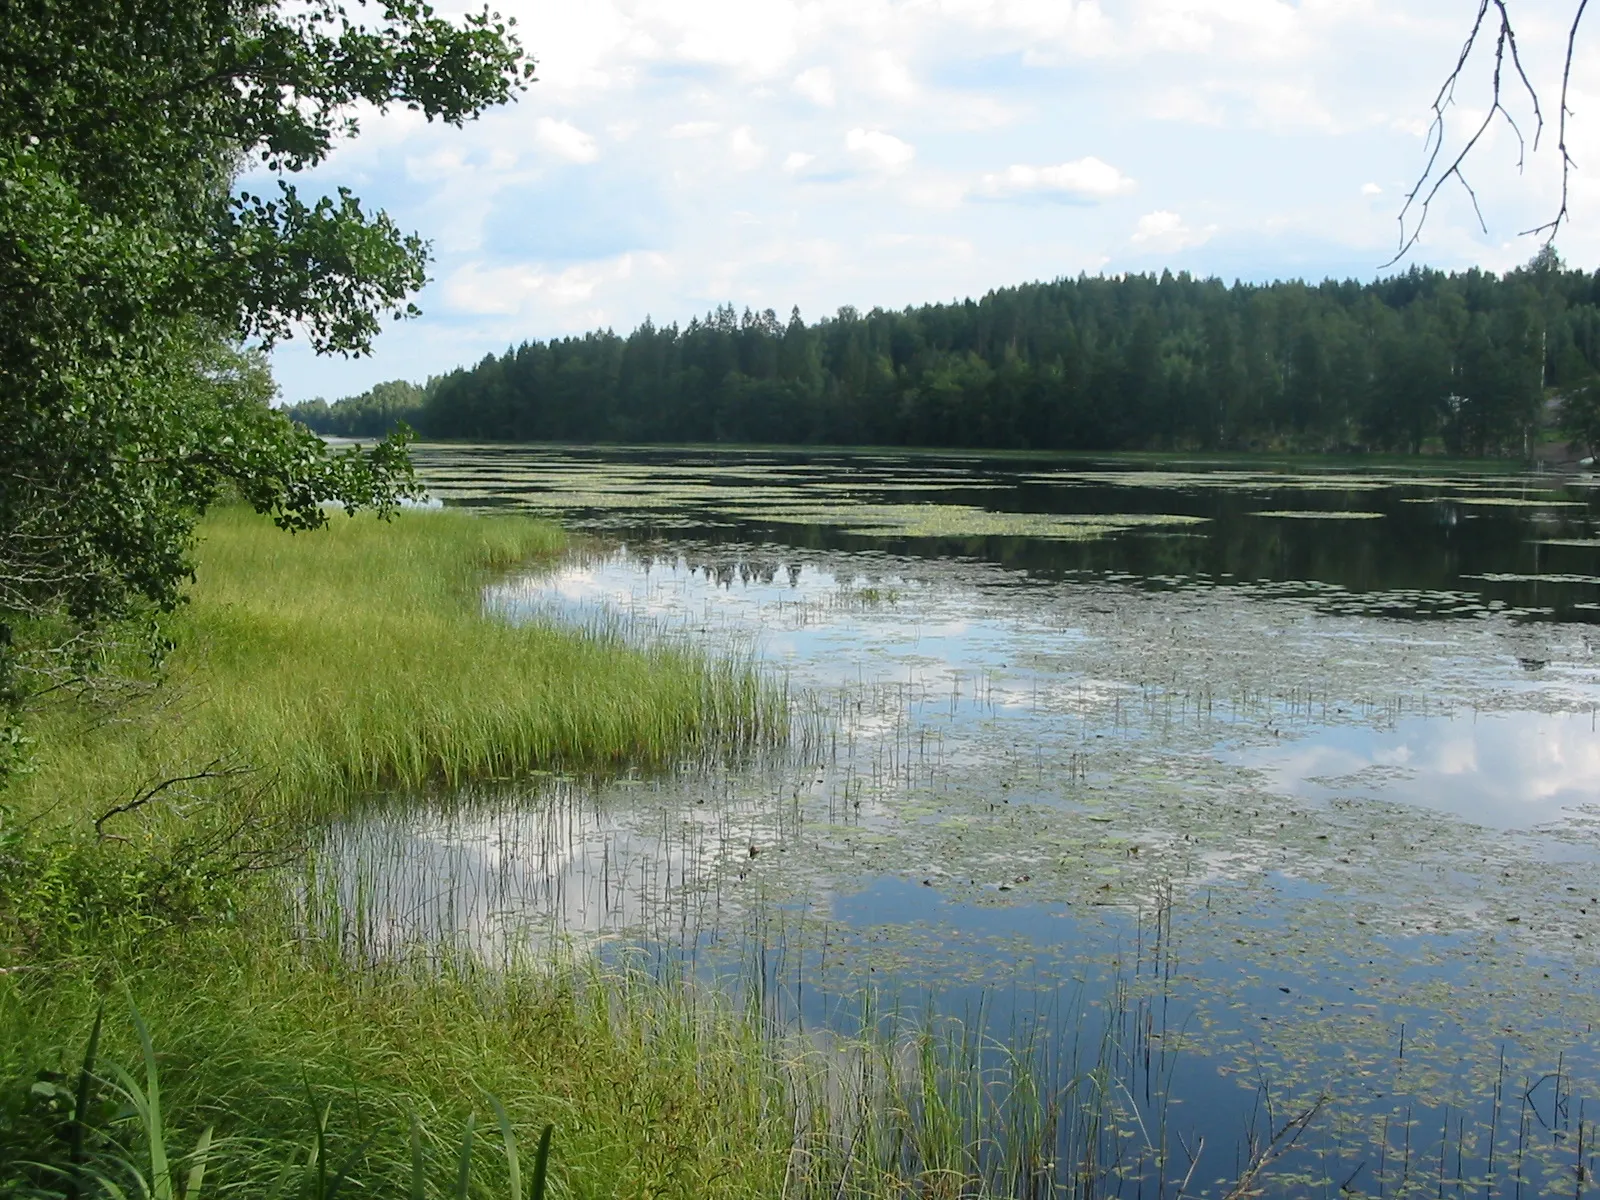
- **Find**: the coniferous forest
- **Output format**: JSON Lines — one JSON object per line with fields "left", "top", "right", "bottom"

{"left": 289, "top": 253, "right": 1600, "bottom": 456}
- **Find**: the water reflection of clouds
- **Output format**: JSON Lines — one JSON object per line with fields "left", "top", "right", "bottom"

{"left": 326, "top": 778, "right": 809, "bottom": 961}
{"left": 1244, "top": 711, "right": 1600, "bottom": 830}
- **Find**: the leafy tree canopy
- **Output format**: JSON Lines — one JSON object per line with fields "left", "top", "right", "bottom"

{"left": 0, "top": 0, "right": 529, "bottom": 740}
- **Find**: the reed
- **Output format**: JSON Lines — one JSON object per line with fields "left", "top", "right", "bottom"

{"left": 0, "top": 506, "right": 1287, "bottom": 1199}
{"left": 4, "top": 934, "right": 1161, "bottom": 1200}
{"left": 3, "top": 944, "right": 791, "bottom": 1199}
{"left": 9, "top": 506, "right": 783, "bottom": 836}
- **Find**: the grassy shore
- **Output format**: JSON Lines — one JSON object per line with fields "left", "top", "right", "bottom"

{"left": 0, "top": 506, "right": 1233, "bottom": 1198}
{"left": 0, "top": 508, "right": 800, "bottom": 1197}
{"left": 9, "top": 507, "right": 779, "bottom": 832}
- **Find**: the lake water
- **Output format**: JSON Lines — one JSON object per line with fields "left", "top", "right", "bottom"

{"left": 327, "top": 446, "right": 1600, "bottom": 1196}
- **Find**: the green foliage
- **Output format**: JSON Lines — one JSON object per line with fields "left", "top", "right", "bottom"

{"left": 4, "top": 996, "right": 558, "bottom": 1200}
{"left": 1559, "top": 377, "right": 1600, "bottom": 456}
{"left": 0, "top": 801, "right": 264, "bottom": 956}
{"left": 0, "top": 0, "right": 530, "bottom": 755}
{"left": 0, "top": 510, "right": 786, "bottom": 1197}
{"left": 369, "top": 256, "right": 1600, "bottom": 457}
{"left": 284, "top": 381, "right": 428, "bottom": 438}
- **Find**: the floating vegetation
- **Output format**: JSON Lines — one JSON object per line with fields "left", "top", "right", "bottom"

{"left": 1464, "top": 572, "right": 1600, "bottom": 584}
{"left": 1025, "top": 470, "right": 1396, "bottom": 491}
{"left": 1404, "top": 495, "right": 1588, "bottom": 508}
{"left": 716, "top": 501, "right": 1209, "bottom": 540}
{"left": 1250, "top": 509, "right": 1386, "bottom": 519}
{"left": 362, "top": 443, "right": 1600, "bottom": 1193}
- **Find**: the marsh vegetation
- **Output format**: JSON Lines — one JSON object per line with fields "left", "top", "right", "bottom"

{"left": 347, "top": 445, "right": 1600, "bottom": 1196}
{"left": 11, "top": 444, "right": 1600, "bottom": 1198}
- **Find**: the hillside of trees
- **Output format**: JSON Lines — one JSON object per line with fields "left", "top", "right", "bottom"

{"left": 287, "top": 253, "right": 1600, "bottom": 456}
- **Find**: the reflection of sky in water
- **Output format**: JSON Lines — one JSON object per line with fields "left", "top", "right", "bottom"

{"left": 1240, "top": 710, "right": 1600, "bottom": 829}
{"left": 498, "top": 550, "right": 1600, "bottom": 838}
{"left": 492, "top": 551, "right": 1083, "bottom": 700}
{"left": 362, "top": 450, "right": 1600, "bottom": 1191}
{"left": 321, "top": 778, "right": 799, "bottom": 961}
{"left": 329, "top": 535, "right": 1600, "bottom": 1194}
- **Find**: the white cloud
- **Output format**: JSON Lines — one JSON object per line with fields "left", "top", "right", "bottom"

{"left": 845, "top": 128, "right": 915, "bottom": 172}
{"left": 868, "top": 51, "right": 917, "bottom": 99}
{"left": 443, "top": 253, "right": 659, "bottom": 316}
{"left": 534, "top": 118, "right": 598, "bottom": 163}
{"left": 941, "top": 0, "right": 1115, "bottom": 56}
{"left": 729, "top": 126, "right": 767, "bottom": 170}
{"left": 1131, "top": 210, "right": 1217, "bottom": 252}
{"left": 792, "top": 66, "right": 835, "bottom": 107}
{"left": 1362, "top": 182, "right": 1383, "bottom": 196}
{"left": 977, "top": 157, "right": 1137, "bottom": 201}
{"left": 657, "top": 0, "right": 803, "bottom": 75}
{"left": 405, "top": 146, "right": 466, "bottom": 183}
{"left": 267, "top": 0, "right": 1600, "bottom": 405}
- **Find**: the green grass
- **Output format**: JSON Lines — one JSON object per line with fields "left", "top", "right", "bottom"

{"left": 0, "top": 506, "right": 801, "bottom": 1196}
{"left": 0, "top": 506, "right": 1164, "bottom": 1199}
{"left": 4, "top": 934, "right": 1133, "bottom": 1200}
{"left": 3, "top": 942, "right": 802, "bottom": 1199}
{"left": 9, "top": 506, "right": 780, "bottom": 834}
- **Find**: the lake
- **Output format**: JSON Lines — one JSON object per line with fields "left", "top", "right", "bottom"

{"left": 328, "top": 445, "right": 1600, "bottom": 1196}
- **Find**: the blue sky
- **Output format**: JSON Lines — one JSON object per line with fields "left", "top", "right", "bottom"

{"left": 261, "top": 0, "right": 1600, "bottom": 404}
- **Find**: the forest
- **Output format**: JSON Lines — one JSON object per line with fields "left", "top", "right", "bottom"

{"left": 287, "top": 252, "right": 1600, "bottom": 456}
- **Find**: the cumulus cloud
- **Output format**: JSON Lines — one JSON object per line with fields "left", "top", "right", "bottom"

{"left": 729, "top": 125, "right": 767, "bottom": 170}
{"left": 792, "top": 66, "right": 835, "bottom": 107}
{"left": 976, "top": 157, "right": 1137, "bottom": 201}
{"left": 534, "top": 118, "right": 598, "bottom": 163}
{"left": 443, "top": 253, "right": 656, "bottom": 316}
{"left": 268, "top": 0, "right": 1598, "bottom": 406}
{"left": 846, "top": 128, "right": 915, "bottom": 173}
{"left": 405, "top": 146, "right": 467, "bottom": 183}
{"left": 1131, "top": 210, "right": 1217, "bottom": 252}
{"left": 868, "top": 51, "right": 917, "bottom": 99}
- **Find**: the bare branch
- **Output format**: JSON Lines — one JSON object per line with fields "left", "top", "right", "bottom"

{"left": 94, "top": 759, "right": 255, "bottom": 840}
{"left": 1394, "top": 1, "right": 1588, "bottom": 263}
{"left": 1522, "top": 0, "right": 1590, "bottom": 239}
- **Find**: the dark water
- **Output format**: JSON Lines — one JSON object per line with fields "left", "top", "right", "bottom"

{"left": 417, "top": 443, "right": 1600, "bottom": 620}
{"left": 326, "top": 446, "right": 1600, "bottom": 1196}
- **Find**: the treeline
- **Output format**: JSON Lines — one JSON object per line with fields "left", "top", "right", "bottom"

{"left": 288, "top": 252, "right": 1600, "bottom": 456}
{"left": 285, "top": 379, "right": 426, "bottom": 438}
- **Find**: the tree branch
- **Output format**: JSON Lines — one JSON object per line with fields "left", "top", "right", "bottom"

{"left": 94, "top": 759, "right": 255, "bottom": 840}
{"left": 1393, "top": 1, "right": 1587, "bottom": 263}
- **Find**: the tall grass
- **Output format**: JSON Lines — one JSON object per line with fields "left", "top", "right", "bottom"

{"left": 10, "top": 506, "right": 782, "bottom": 833}
{"left": 2, "top": 941, "right": 798, "bottom": 1198}
{"left": 0, "top": 506, "right": 1226, "bottom": 1198}
{"left": 4, "top": 938, "right": 1166, "bottom": 1200}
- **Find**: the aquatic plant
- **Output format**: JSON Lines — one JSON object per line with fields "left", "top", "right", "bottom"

{"left": 7, "top": 507, "right": 784, "bottom": 840}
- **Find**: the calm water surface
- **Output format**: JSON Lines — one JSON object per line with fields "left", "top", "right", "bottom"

{"left": 327, "top": 447, "right": 1600, "bottom": 1195}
